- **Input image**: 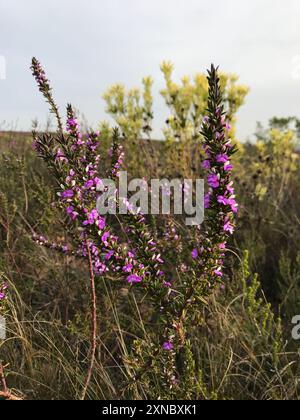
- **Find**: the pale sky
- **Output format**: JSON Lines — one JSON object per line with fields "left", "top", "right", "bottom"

{"left": 1, "top": 0, "right": 300, "bottom": 140}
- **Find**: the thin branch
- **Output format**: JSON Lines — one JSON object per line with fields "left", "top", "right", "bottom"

{"left": 0, "top": 364, "right": 8, "bottom": 394}
{"left": 80, "top": 240, "right": 97, "bottom": 400}
{"left": 0, "top": 364, "right": 22, "bottom": 400}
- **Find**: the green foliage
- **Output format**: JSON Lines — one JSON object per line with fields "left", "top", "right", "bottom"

{"left": 103, "top": 77, "right": 153, "bottom": 142}
{"left": 102, "top": 62, "right": 249, "bottom": 179}
{"left": 1, "top": 131, "right": 299, "bottom": 400}
{"left": 160, "top": 61, "right": 248, "bottom": 144}
{"left": 278, "top": 251, "right": 300, "bottom": 321}
{"left": 233, "top": 123, "right": 300, "bottom": 303}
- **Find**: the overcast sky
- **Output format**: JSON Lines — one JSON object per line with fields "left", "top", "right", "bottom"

{"left": 1, "top": 0, "right": 300, "bottom": 140}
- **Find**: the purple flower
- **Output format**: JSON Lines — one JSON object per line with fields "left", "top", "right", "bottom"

{"left": 224, "top": 162, "right": 233, "bottom": 172}
{"left": 214, "top": 268, "right": 223, "bottom": 277}
{"left": 94, "top": 177, "right": 103, "bottom": 189}
{"left": 223, "top": 219, "right": 235, "bottom": 235}
{"left": 227, "top": 197, "right": 238, "bottom": 213}
{"left": 66, "top": 118, "right": 79, "bottom": 131}
{"left": 204, "top": 193, "right": 211, "bottom": 209}
{"left": 123, "top": 264, "right": 133, "bottom": 273}
{"left": 225, "top": 122, "right": 231, "bottom": 131}
{"left": 90, "top": 245, "right": 99, "bottom": 256}
{"left": 216, "top": 154, "right": 229, "bottom": 164}
{"left": 97, "top": 217, "right": 106, "bottom": 230}
{"left": 191, "top": 249, "right": 198, "bottom": 260}
{"left": 202, "top": 160, "right": 211, "bottom": 170}
{"left": 217, "top": 195, "right": 228, "bottom": 206}
{"left": 62, "top": 245, "right": 69, "bottom": 254}
{"left": 84, "top": 180, "right": 94, "bottom": 189}
{"left": 208, "top": 174, "right": 220, "bottom": 189}
{"left": 105, "top": 250, "right": 115, "bottom": 261}
{"left": 0, "top": 283, "right": 8, "bottom": 301}
{"left": 94, "top": 260, "right": 108, "bottom": 275}
{"left": 83, "top": 209, "right": 99, "bottom": 226}
{"left": 127, "top": 274, "right": 142, "bottom": 284}
{"left": 226, "top": 182, "right": 234, "bottom": 195}
{"left": 61, "top": 190, "right": 74, "bottom": 200}
{"left": 163, "top": 342, "right": 174, "bottom": 351}
{"left": 101, "top": 231, "right": 110, "bottom": 244}
{"left": 216, "top": 195, "right": 238, "bottom": 213}
{"left": 66, "top": 206, "right": 78, "bottom": 220}
{"left": 203, "top": 145, "right": 211, "bottom": 157}
{"left": 55, "top": 148, "right": 68, "bottom": 163}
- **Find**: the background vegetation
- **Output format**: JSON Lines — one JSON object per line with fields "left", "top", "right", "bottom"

{"left": 0, "top": 63, "right": 300, "bottom": 400}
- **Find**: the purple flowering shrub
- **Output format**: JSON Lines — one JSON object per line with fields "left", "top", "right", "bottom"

{"left": 30, "top": 58, "right": 238, "bottom": 397}
{"left": 1, "top": 60, "right": 299, "bottom": 400}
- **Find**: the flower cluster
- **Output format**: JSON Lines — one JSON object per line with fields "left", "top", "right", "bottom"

{"left": 204, "top": 148, "right": 238, "bottom": 218}
{"left": 32, "top": 234, "right": 71, "bottom": 255}
{"left": 31, "top": 57, "right": 63, "bottom": 132}
{"left": 199, "top": 64, "right": 239, "bottom": 279}
{"left": 31, "top": 60, "right": 168, "bottom": 290}
{"left": 157, "top": 66, "right": 239, "bottom": 373}
{"left": 31, "top": 58, "right": 48, "bottom": 88}
{"left": 110, "top": 142, "right": 125, "bottom": 178}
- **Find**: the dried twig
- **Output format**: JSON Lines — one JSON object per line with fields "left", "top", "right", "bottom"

{"left": 0, "top": 363, "right": 8, "bottom": 395}
{"left": 0, "top": 364, "right": 22, "bottom": 401}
